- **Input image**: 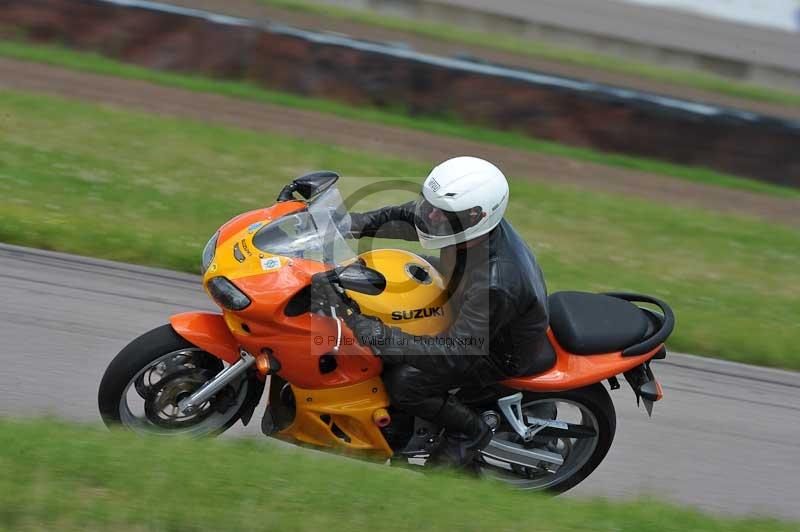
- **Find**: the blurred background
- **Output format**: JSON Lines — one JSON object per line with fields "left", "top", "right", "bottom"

{"left": 0, "top": 0, "right": 798, "bottom": 529}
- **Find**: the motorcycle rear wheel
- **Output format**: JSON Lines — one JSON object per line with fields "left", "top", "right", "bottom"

{"left": 479, "top": 383, "right": 616, "bottom": 494}
{"left": 98, "top": 324, "right": 248, "bottom": 437}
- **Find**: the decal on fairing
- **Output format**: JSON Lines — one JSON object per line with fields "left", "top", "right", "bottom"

{"left": 240, "top": 239, "right": 252, "bottom": 257}
{"left": 260, "top": 257, "right": 282, "bottom": 272}
{"left": 391, "top": 306, "right": 444, "bottom": 321}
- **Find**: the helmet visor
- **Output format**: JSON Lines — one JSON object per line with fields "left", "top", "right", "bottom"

{"left": 414, "top": 195, "right": 483, "bottom": 238}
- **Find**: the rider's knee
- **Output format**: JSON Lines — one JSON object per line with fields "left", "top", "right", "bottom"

{"left": 383, "top": 365, "right": 431, "bottom": 408}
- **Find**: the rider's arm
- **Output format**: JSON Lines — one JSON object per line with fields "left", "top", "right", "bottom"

{"left": 348, "top": 201, "right": 418, "bottom": 241}
{"left": 348, "top": 264, "right": 520, "bottom": 379}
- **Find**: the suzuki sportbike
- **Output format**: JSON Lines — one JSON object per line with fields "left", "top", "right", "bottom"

{"left": 99, "top": 172, "right": 675, "bottom": 493}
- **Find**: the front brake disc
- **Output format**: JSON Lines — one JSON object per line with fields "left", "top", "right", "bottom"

{"left": 144, "top": 368, "right": 213, "bottom": 428}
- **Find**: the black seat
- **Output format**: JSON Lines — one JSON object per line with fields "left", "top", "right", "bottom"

{"left": 548, "top": 291, "right": 650, "bottom": 355}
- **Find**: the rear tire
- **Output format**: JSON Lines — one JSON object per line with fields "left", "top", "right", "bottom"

{"left": 98, "top": 324, "right": 246, "bottom": 436}
{"left": 537, "top": 384, "right": 615, "bottom": 494}
{"left": 480, "top": 383, "right": 616, "bottom": 494}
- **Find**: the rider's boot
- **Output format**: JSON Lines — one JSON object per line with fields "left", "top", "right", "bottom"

{"left": 427, "top": 395, "right": 492, "bottom": 470}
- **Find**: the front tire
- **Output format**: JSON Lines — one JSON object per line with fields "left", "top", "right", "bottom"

{"left": 98, "top": 324, "right": 248, "bottom": 437}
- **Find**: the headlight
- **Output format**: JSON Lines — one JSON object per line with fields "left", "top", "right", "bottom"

{"left": 201, "top": 231, "right": 220, "bottom": 274}
{"left": 207, "top": 276, "right": 251, "bottom": 311}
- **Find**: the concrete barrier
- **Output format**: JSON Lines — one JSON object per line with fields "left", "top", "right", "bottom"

{"left": 2, "top": 0, "right": 798, "bottom": 187}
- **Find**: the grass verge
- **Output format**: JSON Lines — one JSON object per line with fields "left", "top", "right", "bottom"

{"left": 1, "top": 39, "right": 798, "bottom": 200}
{"left": 0, "top": 418, "right": 795, "bottom": 531}
{"left": 1, "top": 89, "right": 799, "bottom": 368}
{"left": 258, "top": 0, "right": 800, "bottom": 108}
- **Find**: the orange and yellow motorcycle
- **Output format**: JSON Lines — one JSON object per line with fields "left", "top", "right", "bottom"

{"left": 98, "top": 172, "right": 674, "bottom": 492}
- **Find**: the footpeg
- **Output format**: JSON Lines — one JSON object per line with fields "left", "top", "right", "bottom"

{"left": 497, "top": 393, "right": 571, "bottom": 442}
{"left": 497, "top": 393, "right": 529, "bottom": 440}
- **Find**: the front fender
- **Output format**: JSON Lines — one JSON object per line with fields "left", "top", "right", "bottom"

{"left": 170, "top": 312, "right": 239, "bottom": 364}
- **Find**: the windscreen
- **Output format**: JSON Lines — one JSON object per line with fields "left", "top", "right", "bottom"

{"left": 307, "top": 186, "right": 355, "bottom": 265}
{"left": 252, "top": 186, "right": 355, "bottom": 265}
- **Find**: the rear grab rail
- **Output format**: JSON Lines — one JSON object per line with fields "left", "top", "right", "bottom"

{"left": 603, "top": 292, "right": 675, "bottom": 357}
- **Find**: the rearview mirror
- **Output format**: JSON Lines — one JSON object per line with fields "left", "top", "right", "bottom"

{"left": 278, "top": 171, "right": 340, "bottom": 201}
{"left": 337, "top": 263, "right": 386, "bottom": 296}
{"left": 294, "top": 171, "right": 339, "bottom": 199}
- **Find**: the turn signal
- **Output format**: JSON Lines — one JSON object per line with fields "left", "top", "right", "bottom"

{"left": 255, "top": 352, "right": 271, "bottom": 376}
{"left": 372, "top": 408, "right": 391, "bottom": 428}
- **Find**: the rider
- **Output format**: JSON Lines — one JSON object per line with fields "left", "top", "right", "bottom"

{"left": 340, "top": 156, "right": 551, "bottom": 468}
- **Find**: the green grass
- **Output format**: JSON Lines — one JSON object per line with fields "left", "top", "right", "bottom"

{"left": 0, "top": 418, "right": 794, "bottom": 531}
{"left": 1, "top": 39, "right": 799, "bottom": 200}
{"left": 258, "top": 0, "right": 800, "bottom": 108}
{"left": 1, "top": 90, "right": 798, "bottom": 369}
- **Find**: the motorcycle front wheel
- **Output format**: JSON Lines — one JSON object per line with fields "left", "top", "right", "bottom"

{"left": 98, "top": 324, "right": 249, "bottom": 437}
{"left": 479, "top": 383, "right": 616, "bottom": 494}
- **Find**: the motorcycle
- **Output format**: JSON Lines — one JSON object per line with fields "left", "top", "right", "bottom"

{"left": 98, "top": 171, "right": 675, "bottom": 493}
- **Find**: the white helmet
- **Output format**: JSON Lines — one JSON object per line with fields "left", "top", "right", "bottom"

{"left": 414, "top": 156, "right": 509, "bottom": 249}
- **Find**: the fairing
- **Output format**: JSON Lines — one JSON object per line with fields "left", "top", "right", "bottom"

{"left": 502, "top": 330, "right": 662, "bottom": 392}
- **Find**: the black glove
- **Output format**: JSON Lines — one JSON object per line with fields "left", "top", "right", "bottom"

{"left": 344, "top": 312, "right": 388, "bottom": 349}
{"left": 310, "top": 276, "right": 349, "bottom": 316}
{"left": 344, "top": 313, "right": 411, "bottom": 365}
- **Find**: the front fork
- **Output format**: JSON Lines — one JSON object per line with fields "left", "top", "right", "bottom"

{"left": 178, "top": 349, "right": 257, "bottom": 414}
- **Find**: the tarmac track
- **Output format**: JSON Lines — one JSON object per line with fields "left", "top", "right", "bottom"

{"left": 1, "top": 243, "right": 799, "bottom": 520}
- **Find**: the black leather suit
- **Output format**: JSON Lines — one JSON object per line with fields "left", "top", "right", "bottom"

{"left": 349, "top": 202, "right": 550, "bottom": 423}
